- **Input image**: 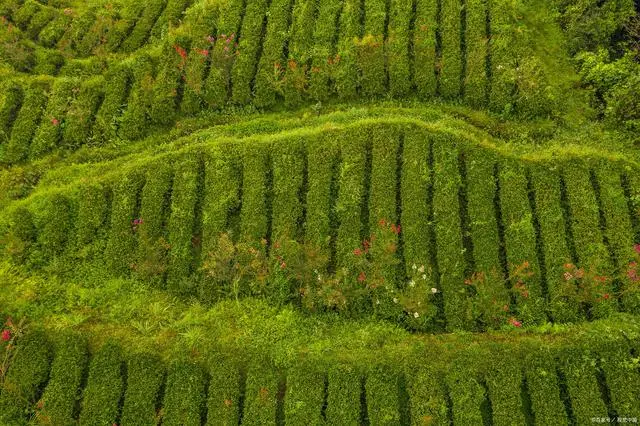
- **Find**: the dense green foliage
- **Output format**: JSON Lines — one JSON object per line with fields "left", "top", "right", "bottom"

{"left": 1, "top": 0, "right": 640, "bottom": 424}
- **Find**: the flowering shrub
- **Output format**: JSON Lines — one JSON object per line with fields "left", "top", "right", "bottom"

{"left": 554, "top": 262, "right": 612, "bottom": 318}
{"left": 0, "top": 317, "right": 25, "bottom": 388}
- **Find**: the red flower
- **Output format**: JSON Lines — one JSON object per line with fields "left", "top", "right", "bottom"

{"left": 635, "top": 244, "right": 640, "bottom": 255}
{"left": 173, "top": 44, "right": 187, "bottom": 59}
{"left": 353, "top": 248, "right": 362, "bottom": 256}
{"left": 390, "top": 224, "right": 401, "bottom": 235}
{"left": 280, "top": 261, "right": 286, "bottom": 269}
{"left": 603, "top": 293, "right": 610, "bottom": 300}
{"left": 1, "top": 329, "right": 10, "bottom": 341}
{"left": 357, "top": 272, "right": 366, "bottom": 282}
{"left": 508, "top": 318, "right": 522, "bottom": 328}
{"left": 51, "top": 118, "right": 59, "bottom": 126}
{"left": 378, "top": 218, "right": 386, "bottom": 227}
{"left": 198, "top": 49, "right": 209, "bottom": 56}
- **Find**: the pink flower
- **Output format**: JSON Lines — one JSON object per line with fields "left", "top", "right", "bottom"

{"left": 51, "top": 118, "right": 59, "bottom": 126}
{"left": 508, "top": 318, "right": 522, "bottom": 328}
{"left": 635, "top": 244, "right": 640, "bottom": 255}
{"left": 206, "top": 35, "right": 215, "bottom": 43}
{"left": 1, "top": 329, "right": 10, "bottom": 341}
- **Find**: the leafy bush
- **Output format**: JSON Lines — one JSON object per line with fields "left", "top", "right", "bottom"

{"left": 162, "top": 361, "right": 207, "bottom": 426}
{"left": 120, "top": 353, "right": 165, "bottom": 425}
{"left": 37, "top": 333, "right": 88, "bottom": 425}
{"left": 0, "top": 330, "right": 53, "bottom": 423}
{"left": 78, "top": 341, "right": 124, "bottom": 426}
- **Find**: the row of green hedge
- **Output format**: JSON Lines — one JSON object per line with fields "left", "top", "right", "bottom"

{"left": 3, "top": 123, "right": 639, "bottom": 328}
{"left": 4, "top": 328, "right": 637, "bottom": 425}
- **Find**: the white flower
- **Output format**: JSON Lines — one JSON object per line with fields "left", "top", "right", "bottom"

{"left": 418, "top": 265, "right": 425, "bottom": 273}
{"left": 431, "top": 287, "right": 438, "bottom": 294}
{"left": 393, "top": 298, "right": 398, "bottom": 303}
{"left": 412, "top": 263, "right": 417, "bottom": 270}
{"left": 376, "top": 299, "right": 380, "bottom": 305}
{"left": 409, "top": 280, "right": 415, "bottom": 287}
{"left": 413, "top": 312, "right": 420, "bottom": 318}
{"left": 317, "top": 275, "right": 322, "bottom": 282}
{"left": 422, "top": 274, "right": 427, "bottom": 280}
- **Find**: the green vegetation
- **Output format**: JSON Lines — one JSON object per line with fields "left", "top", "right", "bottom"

{"left": 1, "top": 0, "right": 640, "bottom": 424}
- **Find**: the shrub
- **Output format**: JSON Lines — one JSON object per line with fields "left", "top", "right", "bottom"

{"left": 231, "top": 0, "right": 270, "bottom": 105}
{"left": 78, "top": 342, "right": 124, "bottom": 426}
{"left": 119, "top": 54, "right": 155, "bottom": 140}
{"left": 0, "top": 330, "right": 52, "bottom": 424}
{"left": 205, "top": 357, "right": 241, "bottom": 426}
{"left": 0, "top": 81, "right": 23, "bottom": 144}
{"left": 119, "top": 0, "right": 166, "bottom": 53}
{"left": 38, "top": 14, "right": 71, "bottom": 48}
{"left": 523, "top": 347, "right": 568, "bottom": 425}
{"left": 150, "top": 35, "right": 191, "bottom": 125}
{"left": 440, "top": 0, "right": 462, "bottom": 98}
{"left": 241, "top": 365, "right": 280, "bottom": 425}
{"left": 120, "top": 353, "right": 165, "bottom": 426}
{"left": 499, "top": 161, "right": 545, "bottom": 324}
{"left": 33, "top": 47, "right": 65, "bottom": 75}
{"left": 308, "top": 0, "right": 342, "bottom": 102}
{"left": 103, "top": 3, "right": 142, "bottom": 52}
{"left": 529, "top": 165, "right": 579, "bottom": 323}
{"left": 304, "top": 133, "right": 339, "bottom": 268}
{"left": 103, "top": 170, "right": 146, "bottom": 276}
{"left": 166, "top": 153, "right": 203, "bottom": 295}
{"left": 334, "top": 0, "right": 360, "bottom": 100}
{"left": 359, "top": 0, "right": 387, "bottom": 98}
{"left": 406, "top": 365, "right": 448, "bottom": 425}
{"left": 335, "top": 128, "right": 367, "bottom": 269}
{"left": 484, "top": 347, "right": 527, "bottom": 425}
{"left": 57, "top": 8, "right": 96, "bottom": 54}
{"left": 464, "top": 0, "right": 489, "bottom": 106}
{"left": 365, "top": 365, "right": 401, "bottom": 425}
{"left": 181, "top": 39, "right": 211, "bottom": 116}
{"left": 136, "top": 161, "right": 173, "bottom": 287}
{"left": 92, "top": 61, "right": 131, "bottom": 144}
{"left": 37, "top": 333, "right": 88, "bottom": 426}
{"left": 282, "top": 0, "right": 316, "bottom": 107}
{"left": 13, "top": 0, "right": 39, "bottom": 30}
{"left": 162, "top": 361, "right": 207, "bottom": 426}
{"left": 253, "top": 0, "right": 295, "bottom": 109}
{"left": 3, "top": 206, "right": 37, "bottom": 264}
{"left": 432, "top": 136, "right": 467, "bottom": 330}
{"left": 202, "top": 0, "right": 243, "bottom": 109}
{"left": 200, "top": 144, "right": 242, "bottom": 302}
{"left": 446, "top": 353, "right": 485, "bottom": 425}
{"left": 325, "top": 365, "right": 360, "bottom": 425}
{"left": 29, "top": 77, "right": 77, "bottom": 159}
{"left": 413, "top": 0, "right": 437, "bottom": 99}
{"left": 2, "top": 77, "right": 50, "bottom": 165}
{"left": 25, "top": 6, "right": 55, "bottom": 39}
{"left": 563, "top": 164, "right": 615, "bottom": 318}
{"left": 558, "top": 345, "right": 608, "bottom": 425}
{"left": 37, "top": 193, "right": 74, "bottom": 262}
{"left": 61, "top": 75, "right": 104, "bottom": 149}
{"left": 271, "top": 137, "right": 305, "bottom": 243}
{"left": 74, "top": 182, "right": 110, "bottom": 257}
{"left": 240, "top": 143, "right": 270, "bottom": 244}
{"left": 149, "top": 0, "right": 192, "bottom": 41}
{"left": 284, "top": 366, "right": 325, "bottom": 425}
{"left": 387, "top": 0, "right": 411, "bottom": 98}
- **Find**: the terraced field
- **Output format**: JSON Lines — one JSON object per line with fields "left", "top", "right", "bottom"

{"left": 1, "top": 0, "right": 640, "bottom": 424}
